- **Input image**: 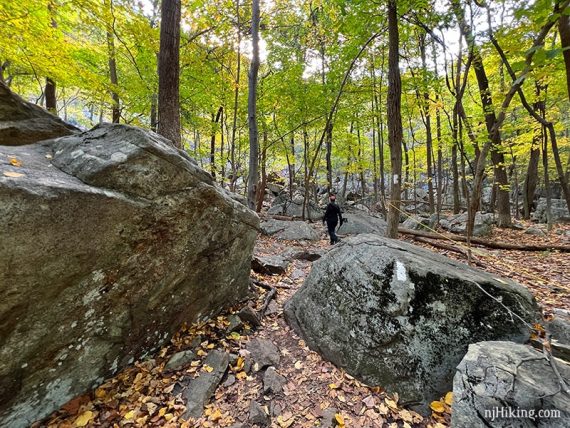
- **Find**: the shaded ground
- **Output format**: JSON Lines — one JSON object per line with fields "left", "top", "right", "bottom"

{"left": 40, "top": 221, "right": 568, "bottom": 428}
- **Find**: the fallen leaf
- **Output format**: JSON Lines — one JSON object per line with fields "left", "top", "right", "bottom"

{"left": 444, "top": 391, "right": 453, "bottom": 406}
{"left": 430, "top": 401, "right": 445, "bottom": 413}
{"left": 335, "top": 413, "right": 345, "bottom": 427}
{"left": 74, "top": 410, "right": 94, "bottom": 427}
{"left": 3, "top": 171, "right": 25, "bottom": 178}
{"left": 124, "top": 409, "right": 136, "bottom": 420}
{"left": 203, "top": 364, "right": 214, "bottom": 373}
{"left": 9, "top": 158, "right": 22, "bottom": 167}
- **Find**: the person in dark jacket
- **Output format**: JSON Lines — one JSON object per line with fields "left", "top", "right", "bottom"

{"left": 323, "top": 194, "right": 343, "bottom": 244}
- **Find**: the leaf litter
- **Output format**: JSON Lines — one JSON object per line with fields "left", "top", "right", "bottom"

{"left": 40, "top": 221, "right": 568, "bottom": 427}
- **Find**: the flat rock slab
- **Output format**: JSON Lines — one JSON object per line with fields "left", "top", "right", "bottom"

{"left": 284, "top": 234, "right": 539, "bottom": 411}
{"left": 182, "top": 350, "right": 230, "bottom": 419}
{"left": 452, "top": 341, "right": 570, "bottom": 427}
{"left": 260, "top": 219, "right": 320, "bottom": 241}
{"left": 251, "top": 255, "right": 289, "bottom": 275}
{"left": 247, "top": 338, "right": 280, "bottom": 370}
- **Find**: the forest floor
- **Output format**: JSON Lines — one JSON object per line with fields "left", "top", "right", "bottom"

{"left": 41, "top": 220, "right": 570, "bottom": 428}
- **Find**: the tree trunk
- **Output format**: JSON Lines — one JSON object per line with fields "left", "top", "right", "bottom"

{"left": 419, "top": 33, "right": 435, "bottom": 213}
{"left": 559, "top": 13, "right": 570, "bottom": 101}
{"left": 158, "top": 0, "right": 182, "bottom": 147}
{"left": 45, "top": 78, "right": 57, "bottom": 114}
{"left": 210, "top": 106, "right": 223, "bottom": 178}
{"left": 230, "top": 0, "right": 241, "bottom": 192}
{"left": 386, "top": 0, "right": 403, "bottom": 238}
{"left": 246, "top": 0, "right": 260, "bottom": 210}
{"left": 523, "top": 145, "right": 540, "bottom": 219}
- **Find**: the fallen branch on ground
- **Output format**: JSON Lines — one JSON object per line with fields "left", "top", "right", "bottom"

{"left": 411, "top": 236, "right": 485, "bottom": 268}
{"left": 399, "top": 228, "right": 570, "bottom": 252}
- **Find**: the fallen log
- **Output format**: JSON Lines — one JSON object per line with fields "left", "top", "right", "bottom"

{"left": 410, "top": 236, "right": 486, "bottom": 268}
{"left": 398, "top": 227, "right": 570, "bottom": 252}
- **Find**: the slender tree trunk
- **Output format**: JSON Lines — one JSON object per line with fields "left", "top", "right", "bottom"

{"left": 559, "top": 13, "right": 570, "bottom": 101}
{"left": 45, "top": 78, "right": 57, "bottom": 114}
{"left": 230, "top": 0, "right": 241, "bottom": 191}
{"left": 246, "top": 0, "right": 260, "bottom": 210}
{"left": 386, "top": 0, "right": 403, "bottom": 238}
{"left": 256, "top": 129, "right": 267, "bottom": 212}
{"left": 523, "top": 145, "right": 540, "bottom": 219}
{"left": 419, "top": 33, "right": 434, "bottom": 213}
{"left": 105, "top": 0, "right": 120, "bottom": 123}
{"left": 158, "top": 0, "right": 182, "bottom": 147}
{"left": 210, "top": 106, "right": 223, "bottom": 178}
{"left": 543, "top": 126, "right": 553, "bottom": 229}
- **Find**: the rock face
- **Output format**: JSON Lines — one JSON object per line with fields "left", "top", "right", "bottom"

{"left": 0, "top": 124, "right": 258, "bottom": 427}
{"left": 260, "top": 219, "right": 320, "bottom": 241}
{"left": 0, "top": 81, "right": 78, "bottom": 145}
{"left": 439, "top": 212, "right": 495, "bottom": 236}
{"left": 268, "top": 199, "right": 322, "bottom": 221}
{"left": 284, "top": 235, "right": 539, "bottom": 411}
{"left": 337, "top": 211, "right": 387, "bottom": 235}
{"left": 534, "top": 198, "right": 570, "bottom": 223}
{"left": 452, "top": 341, "right": 570, "bottom": 427}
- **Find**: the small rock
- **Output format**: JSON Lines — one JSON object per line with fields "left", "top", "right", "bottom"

{"left": 251, "top": 255, "right": 289, "bottom": 275}
{"left": 227, "top": 314, "right": 243, "bottom": 333}
{"left": 524, "top": 225, "right": 547, "bottom": 236}
{"left": 265, "top": 300, "right": 279, "bottom": 317}
{"left": 270, "top": 402, "right": 283, "bottom": 417}
{"left": 291, "top": 250, "right": 323, "bottom": 262}
{"left": 164, "top": 350, "right": 195, "bottom": 371}
{"left": 321, "top": 407, "right": 338, "bottom": 428}
{"left": 247, "top": 338, "right": 281, "bottom": 370}
{"left": 182, "top": 350, "right": 230, "bottom": 419}
{"left": 223, "top": 374, "right": 236, "bottom": 388}
{"left": 249, "top": 401, "right": 270, "bottom": 426}
{"left": 263, "top": 367, "right": 286, "bottom": 394}
{"left": 238, "top": 305, "right": 261, "bottom": 327}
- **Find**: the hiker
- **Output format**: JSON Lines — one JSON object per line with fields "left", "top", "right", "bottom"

{"left": 323, "top": 194, "right": 343, "bottom": 244}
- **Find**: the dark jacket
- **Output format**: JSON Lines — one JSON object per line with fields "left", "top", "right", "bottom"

{"left": 323, "top": 202, "right": 343, "bottom": 225}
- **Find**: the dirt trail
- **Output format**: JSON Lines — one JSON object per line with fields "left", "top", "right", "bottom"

{"left": 42, "top": 223, "right": 569, "bottom": 428}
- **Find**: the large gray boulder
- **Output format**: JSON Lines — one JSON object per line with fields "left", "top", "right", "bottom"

{"left": 267, "top": 200, "right": 322, "bottom": 221}
{"left": 0, "top": 124, "right": 258, "bottom": 427}
{"left": 534, "top": 198, "right": 570, "bottom": 223}
{"left": 0, "top": 81, "right": 78, "bottom": 145}
{"left": 439, "top": 211, "right": 495, "bottom": 236}
{"left": 337, "top": 211, "right": 387, "bottom": 235}
{"left": 452, "top": 341, "right": 570, "bottom": 427}
{"left": 260, "top": 219, "right": 320, "bottom": 241}
{"left": 284, "top": 235, "right": 539, "bottom": 411}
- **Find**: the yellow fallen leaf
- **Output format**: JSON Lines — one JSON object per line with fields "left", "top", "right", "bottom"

{"left": 209, "top": 408, "right": 223, "bottom": 422}
{"left": 335, "top": 413, "right": 345, "bottom": 427}
{"left": 236, "top": 371, "right": 247, "bottom": 380}
{"left": 294, "top": 360, "right": 303, "bottom": 369}
{"left": 74, "top": 410, "right": 94, "bottom": 427}
{"left": 3, "top": 171, "right": 25, "bottom": 178}
{"left": 9, "top": 158, "right": 22, "bottom": 167}
{"left": 385, "top": 398, "right": 398, "bottom": 410}
{"left": 444, "top": 392, "right": 453, "bottom": 406}
{"left": 328, "top": 383, "right": 338, "bottom": 389}
{"left": 203, "top": 364, "right": 214, "bottom": 373}
{"left": 430, "top": 401, "right": 445, "bottom": 413}
{"left": 158, "top": 407, "right": 167, "bottom": 417}
{"left": 400, "top": 409, "right": 413, "bottom": 422}
{"left": 124, "top": 410, "right": 136, "bottom": 420}
{"left": 206, "top": 343, "right": 215, "bottom": 349}
{"left": 94, "top": 388, "right": 106, "bottom": 399}
{"left": 164, "top": 413, "right": 174, "bottom": 421}
{"left": 197, "top": 349, "right": 207, "bottom": 356}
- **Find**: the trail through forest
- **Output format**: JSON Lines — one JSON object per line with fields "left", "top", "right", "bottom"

{"left": 40, "top": 220, "right": 570, "bottom": 428}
